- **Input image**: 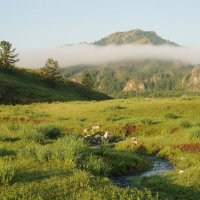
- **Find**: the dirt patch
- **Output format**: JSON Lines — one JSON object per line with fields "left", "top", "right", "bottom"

{"left": 0, "top": 116, "right": 45, "bottom": 123}
{"left": 170, "top": 127, "right": 179, "bottom": 134}
{"left": 124, "top": 124, "right": 137, "bottom": 136}
{"left": 174, "top": 143, "right": 200, "bottom": 153}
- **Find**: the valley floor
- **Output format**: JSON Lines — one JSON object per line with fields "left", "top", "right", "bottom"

{"left": 0, "top": 97, "right": 200, "bottom": 199}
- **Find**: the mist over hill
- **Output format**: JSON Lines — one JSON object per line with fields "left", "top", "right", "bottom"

{"left": 60, "top": 29, "right": 200, "bottom": 97}
{"left": 18, "top": 29, "right": 200, "bottom": 68}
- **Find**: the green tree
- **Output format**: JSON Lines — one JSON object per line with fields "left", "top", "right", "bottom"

{"left": 82, "top": 72, "right": 94, "bottom": 88}
{"left": 0, "top": 41, "right": 19, "bottom": 70}
{"left": 40, "top": 58, "right": 62, "bottom": 83}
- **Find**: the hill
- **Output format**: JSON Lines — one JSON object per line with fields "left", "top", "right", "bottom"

{"left": 0, "top": 68, "right": 110, "bottom": 104}
{"left": 61, "top": 29, "right": 200, "bottom": 97}
{"left": 61, "top": 60, "right": 200, "bottom": 97}
{"left": 94, "top": 29, "right": 178, "bottom": 46}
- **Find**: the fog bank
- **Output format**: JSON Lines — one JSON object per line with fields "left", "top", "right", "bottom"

{"left": 18, "top": 44, "right": 200, "bottom": 68}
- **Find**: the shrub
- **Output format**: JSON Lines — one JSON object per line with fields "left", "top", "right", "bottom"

{"left": 50, "top": 135, "right": 88, "bottom": 163}
{"left": 0, "top": 160, "right": 15, "bottom": 185}
{"left": 164, "top": 113, "right": 180, "bottom": 119}
{"left": 81, "top": 155, "right": 111, "bottom": 176}
{"left": 24, "top": 129, "right": 45, "bottom": 144}
{"left": 36, "top": 124, "right": 64, "bottom": 139}
{"left": 180, "top": 120, "right": 192, "bottom": 128}
{"left": 20, "top": 135, "right": 88, "bottom": 164}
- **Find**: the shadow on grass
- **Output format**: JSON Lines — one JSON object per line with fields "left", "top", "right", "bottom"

{"left": 0, "top": 148, "right": 17, "bottom": 157}
{"left": 132, "top": 175, "right": 200, "bottom": 200}
{"left": 1, "top": 137, "right": 21, "bottom": 142}
{"left": 13, "top": 169, "right": 71, "bottom": 183}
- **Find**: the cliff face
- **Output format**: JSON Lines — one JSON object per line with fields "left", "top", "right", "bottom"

{"left": 123, "top": 79, "right": 145, "bottom": 92}
{"left": 185, "top": 65, "right": 200, "bottom": 92}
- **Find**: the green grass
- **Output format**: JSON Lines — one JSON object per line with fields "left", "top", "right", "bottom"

{"left": 0, "top": 97, "right": 200, "bottom": 199}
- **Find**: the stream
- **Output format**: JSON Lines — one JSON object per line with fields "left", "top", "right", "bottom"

{"left": 111, "top": 156, "right": 174, "bottom": 187}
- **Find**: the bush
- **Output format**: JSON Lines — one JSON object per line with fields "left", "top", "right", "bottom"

{"left": 81, "top": 155, "right": 111, "bottom": 176}
{"left": 20, "top": 135, "right": 88, "bottom": 165}
{"left": 50, "top": 135, "right": 88, "bottom": 162}
{"left": 23, "top": 124, "right": 64, "bottom": 143}
{"left": 36, "top": 124, "right": 64, "bottom": 139}
{"left": 180, "top": 120, "right": 192, "bottom": 128}
{"left": 24, "top": 128, "right": 45, "bottom": 144}
{"left": 164, "top": 113, "right": 180, "bottom": 119}
{"left": 0, "top": 160, "right": 15, "bottom": 185}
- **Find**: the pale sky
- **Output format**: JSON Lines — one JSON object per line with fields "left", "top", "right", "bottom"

{"left": 1, "top": 0, "right": 200, "bottom": 49}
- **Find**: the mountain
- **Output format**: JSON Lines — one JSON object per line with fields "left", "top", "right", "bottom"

{"left": 94, "top": 29, "right": 178, "bottom": 46}
{"left": 0, "top": 68, "right": 110, "bottom": 104}
{"left": 61, "top": 60, "right": 200, "bottom": 97}
{"left": 61, "top": 29, "right": 200, "bottom": 97}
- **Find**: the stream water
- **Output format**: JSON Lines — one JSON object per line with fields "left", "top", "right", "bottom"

{"left": 111, "top": 156, "right": 174, "bottom": 187}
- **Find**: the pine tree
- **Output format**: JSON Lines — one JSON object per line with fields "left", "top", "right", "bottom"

{"left": 82, "top": 72, "right": 94, "bottom": 88}
{"left": 0, "top": 41, "right": 19, "bottom": 70}
{"left": 40, "top": 58, "right": 62, "bottom": 83}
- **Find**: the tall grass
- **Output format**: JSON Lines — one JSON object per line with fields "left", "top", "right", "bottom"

{"left": 0, "top": 160, "right": 15, "bottom": 185}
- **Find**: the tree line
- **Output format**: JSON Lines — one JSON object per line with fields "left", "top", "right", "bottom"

{"left": 0, "top": 41, "right": 94, "bottom": 87}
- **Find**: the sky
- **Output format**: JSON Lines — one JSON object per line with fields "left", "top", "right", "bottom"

{"left": 1, "top": 0, "right": 200, "bottom": 49}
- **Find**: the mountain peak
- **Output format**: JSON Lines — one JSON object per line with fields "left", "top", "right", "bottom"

{"left": 94, "top": 29, "right": 178, "bottom": 46}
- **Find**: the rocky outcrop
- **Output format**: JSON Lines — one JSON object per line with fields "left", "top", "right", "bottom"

{"left": 123, "top": 79, "right": 145, "bottom": 92}
{"left": 184, "top": 65, "right": 200, "bottom": 92}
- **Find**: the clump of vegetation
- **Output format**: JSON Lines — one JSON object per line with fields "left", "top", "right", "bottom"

{"left": 108, "top": 105, "right": 126, "bottom": 110}
{"left": 36, "top": 124, "right": 64, "bottom": 140}
{"left": 164, "top": 112, "right": 180, "bottom": 119}
{"left": 0, "top": 40, "right": 19, "bottom": 70}
{"left": 190, "top": 129, "right": 200, "bottom": 139}
{"left": 23, "top": 124, "right": 64, "bottom": 143}
{"left": 7, "top": 122, "right": 21, "bottom": 132}
{"left": 106, "top": 113, "right": 123, "bottom": 122}
{"left": 0, "top": 160, "right": 15, "bottom": 185}
{"left": 81, "top": 155, "right": 111, "bottom": 176}
{"left": 40, "top": 58, "right": 62, "bottom": 83}
{"left": 0, "top": 134, "right": 8, "bottom": 142}
{"left": 81, "top": 72, "right": 94, "bottom": 88}
{"left": 24, "top": 129, "right": 45, "bottom": 144}
{"left": 141, "top": 118, "right": 154, "bottom": 125}
{"left": 0, "top": 148, "right": 16, "bottom": 157}
{"left": 180, "top": 120, "right": 192, "bottom": 128}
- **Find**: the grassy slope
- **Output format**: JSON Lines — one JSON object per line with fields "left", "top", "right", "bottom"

{"left": 0, "top": 98, "right": 200, "bottom": 199}
{"left": 0, "top": 68, "right": 110, "bottom": 104}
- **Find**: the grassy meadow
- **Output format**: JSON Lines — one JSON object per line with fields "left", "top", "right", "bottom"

{"left": 0, "top": 97, "right": 200, "bottom": 199}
